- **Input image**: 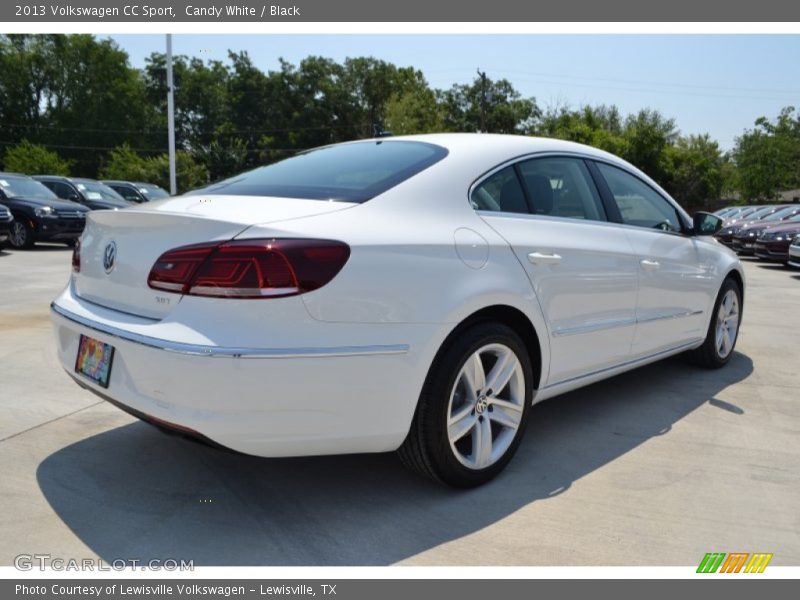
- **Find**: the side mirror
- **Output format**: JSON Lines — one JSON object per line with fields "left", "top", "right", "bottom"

{"left": 67, "top": 192, "right": 80, "bottom": 202}
{"left": 693, "top": 211, "right": 723, "bottom": 236}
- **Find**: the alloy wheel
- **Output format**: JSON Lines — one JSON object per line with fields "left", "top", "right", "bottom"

{"left": 447, "top": 343, "right": 525, "bottom": 470}
{"left": 715, "top": 289, "right": 740, "bottom": 359}
{"left": 9, "top": 222, "right": 26, "bottom": 248}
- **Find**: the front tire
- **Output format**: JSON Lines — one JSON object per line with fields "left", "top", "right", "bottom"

{"left": 8, "top": 220, "right": 35, "bottom": 249}
{"left": 687, "top": 277, "right": 742, "bottom": 368}
{"left": 399, "top": 322, "right": 533, "bottom": 488}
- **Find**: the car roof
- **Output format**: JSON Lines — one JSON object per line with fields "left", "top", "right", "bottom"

{"left": 32, "top": 175, "right": 70, "bottom": 181}
{"left": 0, "top": 172, "right": 31, "bottom": 179}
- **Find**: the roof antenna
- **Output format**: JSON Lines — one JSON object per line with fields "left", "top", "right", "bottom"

{"left": 372, "top": 123, "right": 393, "bottom": 138}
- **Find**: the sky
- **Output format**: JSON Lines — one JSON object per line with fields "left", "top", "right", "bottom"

{"left": 109, "top": 34, "right": 800, "bottom": 151}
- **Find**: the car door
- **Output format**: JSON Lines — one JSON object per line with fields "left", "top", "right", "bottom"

{"left": 593, "top": 162, "right": 714, "bottom": 357}
{"left": 474, "top": 156, "right": 639, "bottom": 386}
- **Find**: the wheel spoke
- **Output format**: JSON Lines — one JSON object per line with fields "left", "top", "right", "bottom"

{"left": 462, "top": 352, "right": 485, "bottom": 395}
{"left": 472, "top": 416, "right": 493, "bottom": 468}
{"left": 484, "top": 349, "right": 518, "bottom": 395}
{"left": 721, "top": 328, "right": 732, "bottom": 356}
{"left": 488, "top": 405, "right": 521, "bottom": 431}
{"left": 448, "top": 404, "right": 477, "bottom": 442}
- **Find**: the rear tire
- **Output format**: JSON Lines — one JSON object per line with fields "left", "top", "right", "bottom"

{"left": 398, "top": 322, "right": 533, "bottom": 488}
{"left": 9, "top": 220, "right": 34, "bottom": 249}
{"left": 687, "top": 277, "right": 742, "bottom": 369}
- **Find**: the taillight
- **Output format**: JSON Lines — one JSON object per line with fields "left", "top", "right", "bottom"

{"left": 147, "top": 239, "right": 350, "bottom": 298}
{"left": 72, "top": 239, "right": 81, "bottom": 273}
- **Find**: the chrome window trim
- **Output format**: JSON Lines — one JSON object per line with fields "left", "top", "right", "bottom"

{"left": 51, "top": 302, "right": 409, "bottom": 359}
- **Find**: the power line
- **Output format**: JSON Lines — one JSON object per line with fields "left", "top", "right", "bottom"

{"left": 0, "top": 121, "right": 373, "bottom": 136}
{"left": 0, "top": 140, "right": 304, "bottom": 154}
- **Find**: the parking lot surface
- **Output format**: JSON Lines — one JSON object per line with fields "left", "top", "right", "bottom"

{"left": 1, "top": 245, "right": 798, "bottom": 566}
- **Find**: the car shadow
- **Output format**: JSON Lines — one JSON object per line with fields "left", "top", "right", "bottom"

{"left": 37, "top": 352, "right": 753, "bottom": 566}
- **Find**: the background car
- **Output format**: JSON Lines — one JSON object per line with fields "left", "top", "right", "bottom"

{"left": 731, "top": 205, "right": 800, "bottom": 254}
{"left": 33, "top": 176, "right": 132, "bottom": 211}
{"left": 101, "top": 180, "right": 169, "bottom": 203}
{"left": 0, "top": 172, "right": 89, "bottom": 249}
{"left": 51, "top": 134, "right": 744, "bottom": 488}
{"left": 753, "top": 215, "right": 800, "bottom": 262}
{"left": 715, "top": 205, "right": 778, "bottom": 247}
{"left": 0, "top": 203, "right": 13, "bottom": 249}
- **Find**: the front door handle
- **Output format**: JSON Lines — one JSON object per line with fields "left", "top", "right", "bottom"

{"left": 640, "top": 259, "right": 660, "bottom": 271}
{"left": 528, "top": 251, "right": 562, "bottom": 265}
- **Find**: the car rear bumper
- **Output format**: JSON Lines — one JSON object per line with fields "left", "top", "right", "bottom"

{"left": 51, "top": 283, "right": 438, "bottom": 457}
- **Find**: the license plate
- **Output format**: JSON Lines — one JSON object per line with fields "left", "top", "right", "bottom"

{"left": 75, "top": 335, "right": 115, "bottom": 388}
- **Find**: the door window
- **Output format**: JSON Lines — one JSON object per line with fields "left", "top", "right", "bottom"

{"left": 596, "top": 163, "right": 682, "bottom": 233}
{"left": 517, "top": 157, "right": 607, "bottom": 221}
{"left": 470, "top": 166, "right": 529, "bottom": 214}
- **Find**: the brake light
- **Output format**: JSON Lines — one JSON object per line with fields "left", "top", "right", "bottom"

{"left": 72, "top": 239, "right": 81, "bottom": 273}
{"left": 147, "top": 239, "right": 350, "bottom": 298}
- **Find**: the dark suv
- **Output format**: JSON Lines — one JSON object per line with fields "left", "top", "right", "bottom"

{"left": 0, "top": 173, "right": 89, "bottom": 249}
{"left": 33, "top": 176, "right": 132, "bottom": 211}
{"left": 101, "top": 180, "right": 170, "bottom": 203}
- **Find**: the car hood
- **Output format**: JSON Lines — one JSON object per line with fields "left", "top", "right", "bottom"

{"left": 0, "top": 196, "right": 89, "bottom": 211}
{"left": 85, "top": 199, "right": 133, "bottom": 210}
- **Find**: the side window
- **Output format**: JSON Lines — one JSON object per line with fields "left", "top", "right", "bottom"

{"left": 596, "top": 163, "right": 682, "bottom": 233}
{"left": 115, "top": 186, "right": 141, "bottom": 202}
{"left": 40, "top": 181, "right": 61, "bottom": 197}
{"left": 517, "top": 157, "right": 606, "bottom": 221}
{"left": 470, "top": 166, "right": 529, "bottom": 214}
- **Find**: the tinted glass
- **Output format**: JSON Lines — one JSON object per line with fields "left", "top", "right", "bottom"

{"left": 471, "top": 166, "right": 528, "bottom": 213}
{"left": 597, "top": 163, "right": 682, "bottom": 233}
{"left": 75, "top": 180, "right": 128, "bottom": 204}
{"left": 749, "top": 206, "right": 777, "bottom": 219}
{"left": 0, "top": 176, "right": 59, "bottom": 200}
{"left": 110, "top": 185, "right": 143, "bottom": 202}
{"left": 138, "top": 184, "right": 169, "bottom": 199}
{"left": 763, "top": 206, "right": 797, "bottom": 221}
{"left": 191, "top": 141, "right": 448, "bottom": 202}
{"left": 518, "top": 157, "right": 606, "bottom": 221}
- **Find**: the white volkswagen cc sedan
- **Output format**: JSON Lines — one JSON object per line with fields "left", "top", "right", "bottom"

{"left": 51, "top": 134, "right": 744, "bottom": 487}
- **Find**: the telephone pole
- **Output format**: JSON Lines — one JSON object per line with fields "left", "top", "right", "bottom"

{"left": 166, "top": 34, "right": 177, "bottom": 195}
{"left": 477, "top": 68, "right": 487, "bottom": 133}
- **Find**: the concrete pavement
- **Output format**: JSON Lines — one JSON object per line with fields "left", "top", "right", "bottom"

{"left": 1, "top": 244, "right": 798, "bottom": 566}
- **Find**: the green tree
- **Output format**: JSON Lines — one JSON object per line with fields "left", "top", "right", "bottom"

{"left": 440, "top": 73, "right": 539, "bottom": 134}
{"left": 733, "top": 107, "right": 800, "bottom": 201}
{"left": 3, "top": 139, "right": 72, "bottom": 175}
{"left": 663, "top": 135, "right": 726, "bottom": 210}
{"left": 100, "top": 144, "right": 207, "bottom": 193}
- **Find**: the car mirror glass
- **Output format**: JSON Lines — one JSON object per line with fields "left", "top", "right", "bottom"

{"left": 693, "top": 212, "right": 723, "bottom": 236}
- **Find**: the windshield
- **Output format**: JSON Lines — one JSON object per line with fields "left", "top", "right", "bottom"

{"left": 763, "top": 206, "right": 797, "bottom": 221}
{"left": 0, "top": 176, "right": 59, "bottom": 201}
{"left": 749, "top": 206, "right": 778, "bottom": 220}
{"left": 137, "top": 184, "right": 170, "bottom": 200}
{"left": 75, "top": 180, "right": 129, "bottom": 204}
{"left": 190, "top": 140, "right": 449, "bottom": 202}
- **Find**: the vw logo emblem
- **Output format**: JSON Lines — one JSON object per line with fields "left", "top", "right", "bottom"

{"left": 103, "top": 242, "right": 117, "bottom": 273}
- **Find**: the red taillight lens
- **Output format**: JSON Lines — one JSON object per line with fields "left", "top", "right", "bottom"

{"left": 147, "top": 239, "right": 350, "bottom": 298}
{"left": 72, "top": 239, "right": 81, "bottom": 273}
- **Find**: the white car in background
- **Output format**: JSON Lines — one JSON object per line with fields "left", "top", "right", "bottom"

{"left": 51, "top": 134, "right": 744, "bottom": 487}
{"left": 789, "top": 236, "right": 800, "bottom": 268}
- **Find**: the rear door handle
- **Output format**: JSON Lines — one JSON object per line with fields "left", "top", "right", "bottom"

{"left": 528, "top": 251, "right": 562, "bottom": 265}
{"left": 640, "top": 259, "right": 660, "bottom": 271}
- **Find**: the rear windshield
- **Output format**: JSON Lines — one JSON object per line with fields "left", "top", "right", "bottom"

{"left": 189, "top": 140, "right": 448, "bottom": 202}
